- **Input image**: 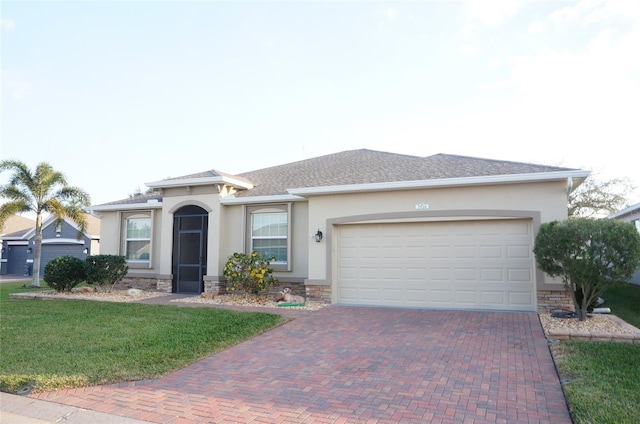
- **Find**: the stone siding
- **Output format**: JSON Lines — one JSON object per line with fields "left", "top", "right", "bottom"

{"left": 537, "top": 290, "right": 573, "bottom": 313}
{"left": 305, "top": 284, "right": 332, "bottom": 303}
{"left": 115, "top": 276, "right": 172, "bottom": 292}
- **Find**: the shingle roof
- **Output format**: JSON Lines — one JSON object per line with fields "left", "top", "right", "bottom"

{"left": 234, "top": 149, "right": 576, "bottom": 197}
{"left": 94, "top": 149, "right": 579, "bottom": 205}
{"left": 0, "top": 213, "right": 100, "bottom": 239}
{"left": 96, "top": 192, "right": 163, "bottom": 207}
{"left": 1, "top": 215, "right": 35, "bottom": 236}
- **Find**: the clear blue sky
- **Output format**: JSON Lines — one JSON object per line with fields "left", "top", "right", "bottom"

{"left": 1, "top": 0, "right": 639, "bottom": 206}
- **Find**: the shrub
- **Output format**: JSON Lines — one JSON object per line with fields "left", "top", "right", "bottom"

{"left": 533, "top": 217, "right": 640, "bottom": 320}
{"left": 43, "top": 256, "right": 86, "bottom": 292}
{"left": 223, "top": 251, "right": 277, "bottom": 295}
{"left": 85, "top": 255, "right": 128, "bottom": 293}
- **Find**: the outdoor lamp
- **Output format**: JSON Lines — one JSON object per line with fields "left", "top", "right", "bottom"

{"left": 315, "top": 229, "right": 323, "bottom": 243}
{"left": 27, "top": 247, "right": 33, "bottom": 253}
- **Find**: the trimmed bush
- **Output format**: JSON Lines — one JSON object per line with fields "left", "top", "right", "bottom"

{"left": 85, "top": 255, "right": 128, "bottom": 292}
{"left": 43, "top": 256, "right": 86, "bottom": 292}
{"left": 534, "top": 217, "right": 640, "bottom": 320}
{"left": 223, "top": 251, "right": 277, "bottom": 295}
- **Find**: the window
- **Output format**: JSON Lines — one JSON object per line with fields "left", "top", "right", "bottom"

{"left": 124, "top": 214, "right": 152, "bottom": 265}
{"left": 247, "top": 204, "right": 290, "bottom": 271}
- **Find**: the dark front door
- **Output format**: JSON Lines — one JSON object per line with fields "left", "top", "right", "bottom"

{"left": 172, "top": 206, "right": 208, "bottom": 294}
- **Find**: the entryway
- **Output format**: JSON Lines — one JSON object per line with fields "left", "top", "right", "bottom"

{"left": 172, "top": 205, "right": 208, "bottom": 294}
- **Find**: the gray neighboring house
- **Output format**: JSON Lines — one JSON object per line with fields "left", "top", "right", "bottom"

{"left": 93, "top": 149, "right": 591, "bottom": 313}
{"left": 608, "top": 202, "right": 640, "bottom": 285}
{"left": 0, "top": 214, "right": 100, "bottom": 278}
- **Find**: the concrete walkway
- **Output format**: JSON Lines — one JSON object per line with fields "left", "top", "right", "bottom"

{"left": 16, "top": 305, "right": 571, "bottom": 424}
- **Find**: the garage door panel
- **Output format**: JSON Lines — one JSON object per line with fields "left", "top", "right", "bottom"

{"left": 480, "top": 245, "right": 503, "bottom": 258}
{"left": 507, "top": 245, "right": 531, "bottom": 258}
{"left": 481, "top": 291, "right": 505, "bottom": 304}
{"left": 480, "top": 268, "right": 504, "bottom": 281}
{"left": 509, "top": 291, "right": 533, "bottom": 304}
{"left": 454, "top": 268, "right": 476, "bottom": 280}
{"left": 337, "top": 220, "right": 535, "bottom": 311}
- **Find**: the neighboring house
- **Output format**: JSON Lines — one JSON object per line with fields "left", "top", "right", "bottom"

{"left": 91, "top": 149, "right": 590, "bottom": 313}
{"left": 608, "top": 202, "right": 640, "bottom": 285}
{"left": 0, "top": 215, "right": 35, "bottom": 274}
{"left": 0, "top": 214, "right": 100, "bottom": 277}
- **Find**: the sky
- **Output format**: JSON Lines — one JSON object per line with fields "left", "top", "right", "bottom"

{"left": 1, "top": 0, "right": 639, "bottom": 207}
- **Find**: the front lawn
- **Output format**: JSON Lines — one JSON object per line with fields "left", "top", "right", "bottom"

{"left": 552, "top": 283, "right": 640, "bottom": 424}
{"left": 600, "top": 283, "right": 640, "bottom": 328}
{"left": 0, "top": 281, "right": 285, "bottom": 393}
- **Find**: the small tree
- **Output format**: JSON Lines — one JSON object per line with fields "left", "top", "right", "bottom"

{"left": 533, "top": 218, "right": 640, "bottom": 320}
{"left": 85, "top": 255, "right": 128, "bottom": 292}
{"left": 568, "top": 174, "right": 634, "bottom": 217}
{"left": 43, "top": 256, "right": 86, "bottom": 292}
{"left": 0, "top": 160, "right": 91, "bottom": 288}
{"left": 223, "top": 251, "right": 277, "bottom": 295}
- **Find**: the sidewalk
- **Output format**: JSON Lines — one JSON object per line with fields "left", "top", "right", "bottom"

{"left": 0, "top": 392, "right": 154, "bottom": 424}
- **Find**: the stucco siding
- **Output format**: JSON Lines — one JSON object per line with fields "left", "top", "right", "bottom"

{"left": 306, "top": 181, "right": 568, "bottom": 291}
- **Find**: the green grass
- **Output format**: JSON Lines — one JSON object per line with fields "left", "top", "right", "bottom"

{"left": 601, "top": 284, "right": 640, "bottom": 328}
{"left": 551, "top": 283, "right": 640, "bottom": 424}
{"left": 0, "top": 281, "right": 285, "bottom": 393}
{"left": 552, "top": 341, "right": 640, "bottom": 424}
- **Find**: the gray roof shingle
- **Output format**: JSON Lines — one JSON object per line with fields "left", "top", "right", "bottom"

{"left": 95, "top": 149, "right": 578, "bottom": 205}
{"left": 234, "top": 149, "right": 576, "bottom": 197}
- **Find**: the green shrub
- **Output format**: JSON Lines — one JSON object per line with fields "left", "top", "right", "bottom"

{"left": 223, "top": 251, "right": 277, "bottom": 295}
{"left": 534, "top": 217, "right": 640, "bottom": 320}
{"left": 85, "top": 255, "right": 128, "bottom": 292}
{"left": 43, "top": 256, "right": 86, "bottom": 292}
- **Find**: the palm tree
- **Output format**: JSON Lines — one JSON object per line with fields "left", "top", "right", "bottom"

{"left": 0, "top": 160, "right": 91, "bottom": 287}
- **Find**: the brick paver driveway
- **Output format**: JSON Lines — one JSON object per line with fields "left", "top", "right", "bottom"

{"left": 31, "top": 306, "right": 571, "bottom": 424}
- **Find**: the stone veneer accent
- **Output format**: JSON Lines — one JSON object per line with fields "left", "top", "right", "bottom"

{"left": 305, "top": 284, "right": 332, "bottom": 303}
{"left": 113, "top": 276, "right": 172, "bottom": 292}
{"left": 537, "top": 289, "right": 573, "bottom": 313}
{"left": 116, "top": 277, "right": 160, "bottom": 292}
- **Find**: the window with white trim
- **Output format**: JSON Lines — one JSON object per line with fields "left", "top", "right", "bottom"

{"left": 247, "top": 204, "right": 290, "bottom": 271}
{"left": 123, "top": 214, "right": 152, "bottom": 265}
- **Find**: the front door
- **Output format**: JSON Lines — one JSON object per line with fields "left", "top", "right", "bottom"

{"left": 172, "top": 206, "right": 208, "bottom": 294}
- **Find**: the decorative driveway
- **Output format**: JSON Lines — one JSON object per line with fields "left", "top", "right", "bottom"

{"left": 31, "top": 306, "right": 571, "bottom": 423}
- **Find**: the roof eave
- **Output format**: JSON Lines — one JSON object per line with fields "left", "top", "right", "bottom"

{"left": 221, "top": 194, "right": 307, "bottom": 205}
{"left": 90, "top": 200, "right": 163, "bottom": 212}
{"left": 288, "top": 170, "right": 591, "bottom": 196}
{"left": 608, "top": 202, "right": 640, "bottom": 219}
{"left": 146, "top": 176, "right": 253, "bottom": 190}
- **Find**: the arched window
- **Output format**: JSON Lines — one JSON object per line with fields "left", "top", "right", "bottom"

{"left": 246, "top": 204, "right": 291, "bottom": 271}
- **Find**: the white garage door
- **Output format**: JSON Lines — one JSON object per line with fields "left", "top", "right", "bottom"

{"left": 336, "top": 219, "right": 535, "bottom": 311}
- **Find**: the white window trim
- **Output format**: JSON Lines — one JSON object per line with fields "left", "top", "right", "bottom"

{"left": 244, "top": 203, "right": 292, "bottom": 272}
{"left": 121, "top": 210, "right": 154, "bottom": 269}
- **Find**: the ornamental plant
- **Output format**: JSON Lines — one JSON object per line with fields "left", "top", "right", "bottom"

{"left": 43, "top": 256, "right": 86, "bottom": 292}
{"left": 85, "top": 255, "right": 128, "bottom": 293}
{"left": 533, "top": 217, "right": 640, "bottom": 321}
{"left": 223, "top": 251, "right": 277, "bottom": 295}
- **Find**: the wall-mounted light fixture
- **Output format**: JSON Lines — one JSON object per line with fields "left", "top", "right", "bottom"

{"left": 27, "top": 247, "right": 33, "bottom": 253}
{"left": 83, "top": 248, "right": 89, "bottom": 254}
{"left": 1, "top": 248, "right": 5, "bottom": 254}
{"left": 314, "top": 229, "right": 323, "bottom": 243}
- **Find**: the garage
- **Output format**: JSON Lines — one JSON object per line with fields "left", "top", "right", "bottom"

{"left": 336, "top": 219, "right": 536, "bottom": 311}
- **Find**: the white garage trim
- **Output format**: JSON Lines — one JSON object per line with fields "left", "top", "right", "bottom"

{"left": 334, "top": 218, "right": 536, "bottom": 311}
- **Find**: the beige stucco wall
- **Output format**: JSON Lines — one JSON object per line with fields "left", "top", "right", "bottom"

{"left": 96, "top": 206, "right": 163, "bottom": 277}
{"left": 97, "top": 178, "right": 571, "bottom": 293}
{"left": 305, "top": 180, "right": 569, "bottom": 290}
{"left": 219, "top": 201, "right": 310, "bottom": 282}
